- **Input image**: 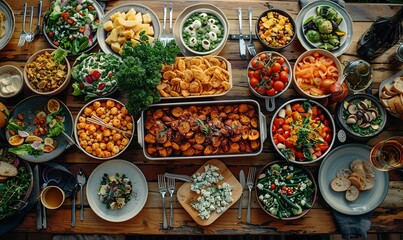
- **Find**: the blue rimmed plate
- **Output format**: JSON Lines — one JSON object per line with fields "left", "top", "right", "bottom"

{"left": 296, "top": 0, "right": 353, "bottom": 57}
{"left": 318, "top": 144, "right": 389, "bottom": 215}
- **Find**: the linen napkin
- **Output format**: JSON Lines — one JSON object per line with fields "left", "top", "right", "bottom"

{"left": 332, "top": 209, "right": 372, "bottom": 239}
{"left": 299, "top": 0, "right": 346, "bottom": 8}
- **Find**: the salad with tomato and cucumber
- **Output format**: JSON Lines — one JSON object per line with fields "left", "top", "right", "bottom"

{"left": 248, "top": 52, "right": 291, "bottom": 97}
{"left": 44, "top": 0, "right": 101, "bottom": 55}
{"left": 271, "top": 100, "right": 335, "bottom": 163}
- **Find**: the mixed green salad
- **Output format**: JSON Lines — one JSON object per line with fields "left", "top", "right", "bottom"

{"left": 72, "top": 52, "right": 121, "bottom": 100}
{"left": 98, "top": 172, "right": 133, "bottom": 209}
{"left": 44, "top": 0, "right": 101, "bottom": 55}
{"left": 182, "top": 12, "right": 225, "bottom": 52}
{"left": 256, "top": 162, "right": 316, "bottom": 219}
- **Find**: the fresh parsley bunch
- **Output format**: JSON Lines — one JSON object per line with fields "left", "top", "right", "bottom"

{"left": 116, "top": 32, "right": 179, "bottom": 116}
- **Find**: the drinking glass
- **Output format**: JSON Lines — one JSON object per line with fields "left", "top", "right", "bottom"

{"left": 370, "top": 136, "right": 403, "bottom": 171}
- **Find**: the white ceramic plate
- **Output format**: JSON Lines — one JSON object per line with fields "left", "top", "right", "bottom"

{"left": 86, "top": 159, "right": 148, "bottom": 222}
{"left": 97, "top": 3, "right": 161, "bottom": 58}
{"left": 173, "top": 3, "right": 229, "bottom": 56}
{"left": 296, "top": 0, "right": 353, "bottom": 57}
{"left": 0, "top": 1, "right": 15, "bottom": 51}
{"left": 318, "top": 144, "right": 389, "bottom": 215}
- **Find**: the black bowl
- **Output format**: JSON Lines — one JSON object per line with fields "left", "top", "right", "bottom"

{"left": 335, "top": 94, "right": 387, "bottom": 142}
{"left": 255, "top": 9, "right": 296, "bottom": 51}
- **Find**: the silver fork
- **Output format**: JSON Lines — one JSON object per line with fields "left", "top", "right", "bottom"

{"left": 246, "top": 166, "right": 256, "bottom": 223}
{"left": 160, "top": 3, "right": 168, "bottom": 46}
{"left": 158, "top": 174, "right": 168, "bottom": 229}
{"left": 17, "top": 3, "right": 27, "bottom": 47}
{"left": 247, "top": 7, "right": 257, "bottom": 57}
{"left": 167, "top": 177, "right": 175, "bottom": 227}
{"left": 166, "top": 3, "right": 174, "bottom": 45}
{"left": 77, "top": 168, "right": 86, "bottom": 221}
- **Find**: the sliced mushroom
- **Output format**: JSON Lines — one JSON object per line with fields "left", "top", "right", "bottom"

{"left": 364, "top": 112, "right": 372, "bottom": 122}
{"left": 359, "top": 122, "right": 371, "bottom": 128}
{"left": 357, "top": 101, "right": 368, "bottom": 110}
{"left": 356, "top": 118, "right": 363, "bottom": 126}
{"left": 348, "top": 104, "right": 358, "bottom": 114}
{"left": 346, "top": 115, "right": 357, "bottom": 124}
{"left": 343, "top": 101, "right": 350, "bottom": 110}
{"left": 371, "top": 124, "right": 379, "bottom": 130}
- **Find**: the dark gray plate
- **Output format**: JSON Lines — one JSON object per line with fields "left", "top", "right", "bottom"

{"left": 7, "top": 96, "right": 73, "bottom": 163}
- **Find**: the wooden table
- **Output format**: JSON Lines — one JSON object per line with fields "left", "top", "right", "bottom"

{"left": 1, "top": 0, "right": 402, "bottom": 236}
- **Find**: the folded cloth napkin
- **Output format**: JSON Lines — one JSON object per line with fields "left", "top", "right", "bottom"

{"left": 332, "top": 209, "right": 372, "bottom": 239}
{"left": 299, "top": 0, "right": 346, "bottom": 8}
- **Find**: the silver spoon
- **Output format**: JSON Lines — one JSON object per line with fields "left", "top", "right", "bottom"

{"left": 25, "top": 6, "right": 34, "bottom": 42}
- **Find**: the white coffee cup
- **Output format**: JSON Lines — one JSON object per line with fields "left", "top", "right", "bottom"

{"left": 40, "top": 185, "right": 65, "bottom": 209}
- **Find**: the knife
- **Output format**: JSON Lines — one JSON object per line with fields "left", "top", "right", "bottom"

{"left": 237, "top": 170, "right": 246, "bottom": 219}
{"left": 164, "top": 173, "right": 193, "bottom": 182}
{"left": 33, "top": 165, "right": 42, "bottom": 230}
{"left": 237, "top": 7, "right": 246, "bottom": 59}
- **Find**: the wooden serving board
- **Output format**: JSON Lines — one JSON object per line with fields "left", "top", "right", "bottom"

{"left": 176, "top": 159, "right": 243, "bottom": 226}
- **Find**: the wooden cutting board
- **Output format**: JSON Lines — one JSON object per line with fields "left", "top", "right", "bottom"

{"left": 176, "top": 159, "right": 243, "bottom": 226}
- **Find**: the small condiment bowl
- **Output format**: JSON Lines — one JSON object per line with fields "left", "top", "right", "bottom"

{"left": 0, "top": 65, "right": 24, "bottom": 98}
{"left": 292, "top": 49, "right": 343, "bottom": 99}
{"left": 255, "top": 8, "right": 296, "bottom": 51}
{"left": 179, "top": 8, "right": 229, "bottom": 55}
{"left": 24, "top": 49, "right": 71, "bottom": 96}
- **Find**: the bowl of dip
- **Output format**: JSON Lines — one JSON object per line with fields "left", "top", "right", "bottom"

{"left": 0, "top": 65, "right": 23, "bottom": 98}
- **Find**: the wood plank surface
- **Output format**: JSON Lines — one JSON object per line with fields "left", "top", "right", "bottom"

{"left": 0, "top": 0, "right": 402, "bottom": 237}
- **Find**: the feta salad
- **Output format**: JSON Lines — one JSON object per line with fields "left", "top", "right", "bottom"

{"left": 98, "top": 172, "right": 133, "bottom": 209}
{"left": 256, "top": 163, "right": 316, "bottom": 219}
{"left": 72, "top": 52, "right": 121, "bottom": 100}
{"left": 44, "top": 0, "right": 101, "bottom": 55}
{"left": 182, "top": 12, "right": 225, "bottom": 52}
{"left": 190, "top": 164, "right": 233, "bottom": 220}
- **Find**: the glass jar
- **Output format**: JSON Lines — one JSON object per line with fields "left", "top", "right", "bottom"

{"left": 343, "top": 60, "right": 373, "bottom": 93}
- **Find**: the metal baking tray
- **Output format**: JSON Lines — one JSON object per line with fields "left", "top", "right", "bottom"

{"left": 137, "top": 99, "right": 267, "bottom": 160}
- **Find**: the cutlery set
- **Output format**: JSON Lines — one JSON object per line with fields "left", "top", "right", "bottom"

{"left": 238, "top": 166, "right": 256, "bottom": 223}
{"left": 18, "top": 1, "right": 42, "bottom": 47}
{"left": 160, "top": 3, "right": 174, "bottom": 46}
{"left": 237, "top": 7, "right": 257, "bottom": 58}
{"left": 158, "top": 174, "right": 178, "bottom": 229}
{"left": 33, "top": 165, "right": 86, "bottom": 229}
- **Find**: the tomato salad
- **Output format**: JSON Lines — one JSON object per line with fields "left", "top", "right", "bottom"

{"left": 44, "top": 0, "right": 101, "bottom": 55}
{"left": 248, "top": 52, "right": 291, "bottom": 97}
{"left": 271, "top": 100, "right": 334, "bottom": 162}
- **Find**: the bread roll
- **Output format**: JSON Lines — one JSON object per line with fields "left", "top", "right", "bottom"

{"left": 0, "top": 161, "right": 18, "bottom": 177}
{"left": 362, "top": 161, "right": 375, "bottom": 178}
{"left": 331, "top": 177, "right": 351, "bottom": 192}
{"left": 363, "top": 177, "right": 375, "bottom": 190}
{"left": 348, "top": 173, "right": 366, "bottom": 190}
{"left": 345, "top": 185, "right": 360, "bottom": 201}
{"left": 336, "top": 168, "right": 352, "bottom": 178}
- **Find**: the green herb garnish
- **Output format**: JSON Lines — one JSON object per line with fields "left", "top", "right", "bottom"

{"left": 116, "top": 32, "right": 179, "bottom": 116}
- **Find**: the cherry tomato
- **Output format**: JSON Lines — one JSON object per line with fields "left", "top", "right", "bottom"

{"left": 273, "top": 117, "right": 285, "bottom": 128}
{"left": 271, "top": 62, "right": 281, "bottom": 73}
{"left": 270, "top": 184, "right": 276, "bottom": 190}
{"left": 272, "top": 73, "right": 280, "bottom": 81}
{"left": 317, "top": 142, "right": 329, "bottom": 152}
{"left": 273, "top": 81, "right": 285, "bottom": 91}
{"left": 295, "top": 151, "right": 304, "bottom": 159}
{"left": 272, "top": 125, "right": 277, "bottom": 133}
{"left": 250, "top": 77, "right": 260, "bottom": 88}
{"left": 265, "top": 87, "right": 276, "bottom": 96}
{"left": 282, "top": 186, "right": 287, "bottom": 191}
{"left": 285, "top": 140, "right": 292, "bottom": 148}
{"left": 248, "top": 70, "right": 255, "bottom": 79}
{"left": 276, "top": 128, "right": 284, "bottom": 135}
{"left": 277, "top": 57, "right": 285, "bottom": 65}
{"left": 279, "top": 71, "right": 289, "bottom": 83}
{"left": 324, "top": 133, "right": 332, "bottom": 143}
{"left": 259, "top": 53, "right": 267, "bottom": 61}
{"left": 256, "top": 86, "right": 266, "bottom": 95}
{"left": 283, "top": 130, "right": 290, "bottom": 138}
{"left": 252, "top": 59, "right": 264, "bottom": 69}
{"left": 277, "top": 134, "right": 286, "bottom": 143}
{"left": 282, "top": 66, "right": 290, "bottom": 74}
